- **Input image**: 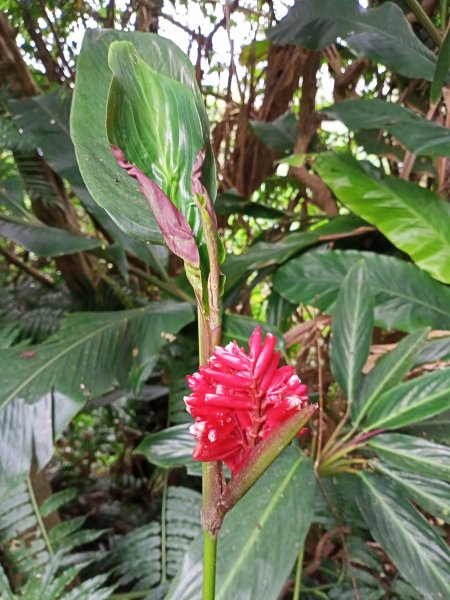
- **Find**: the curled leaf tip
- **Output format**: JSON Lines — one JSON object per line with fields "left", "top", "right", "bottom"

{"left": 111, "top": 144, "right": 200, "bottom": 267}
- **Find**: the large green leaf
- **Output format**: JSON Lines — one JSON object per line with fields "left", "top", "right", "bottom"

{"left": 364, "top": 368, "right": 450, "bottom": 430}
{"left": 321, "top": 99, "right": 450, "bottom": 157}
{"left": 357, "top": 472, "right": 450, "bottom": 599}
{"left": 372, "top": 461, "right": 450, "bottom": 524}
{"left": 167, "top": 449, "right": 316, "bottom": 600}
{"left": 330, "top": 262, "right": 373, "bottom": 405}
{"left": 223, "top": 215, "right": 365, "bottom": 289}
{"left": 368, "top": 433, "right": 450, "bottom": 481}
{"left": 10, "top": 90, "right": 167, "bottom": 273}
{"left": 314, "top": 153, "right": 450, "bottom": 284}
{"left": 352, "top": 328, "right": 429, "bottom": 425}
{"left": 0, "top": 215, "right": 102, "bottom": 257}
{"left": 0, "top": 301, "right": 193, "bottom": 483}
{"left": 107, "top": 40, "right": 205, "bottom": 237}
{"left": 273, "top": 249, "right": 450, "bottom": 332}
{"left": 268, "top": 0, "right": 437, "bottom": 80}
{"left": 406, "top": 410, "right": 450, "bottom": 445}
{"left": 249, "top": 112, "right": 298, "bottom": 155}
{"left": 71, "top": 29, "right": 215, "bottom": 241}
{"left": 135, "top": 424, "right": 198, "bottom": 475}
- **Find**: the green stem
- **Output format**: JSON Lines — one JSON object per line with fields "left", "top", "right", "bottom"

{"left": 26, "top": 475, "right": 53, "bottom": 556}
{"left": 160, "top": 472, "right": 169, "bottom": 583}
{"left": 129, "top": 265, "right": 195, "bottom": 305}
{"left": 404, "top": 0, "right": 442, "bottom": 46}
{"left": 203, "top": 530, "right": 218, "bottom": 600}
{"left": 293, "top": 546, "right": 304, "bottom": 600}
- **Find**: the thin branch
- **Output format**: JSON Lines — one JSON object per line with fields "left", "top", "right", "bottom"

{"left": 0, "top": 246, "right": 55, "bottom": 286}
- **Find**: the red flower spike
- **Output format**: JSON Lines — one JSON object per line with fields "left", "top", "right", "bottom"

{"left": 184, "top": 327, "right": 310, "bottom": 475}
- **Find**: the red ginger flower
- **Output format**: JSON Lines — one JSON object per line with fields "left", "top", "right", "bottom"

{"left": 184, "top": 327, "right": 309, "bottom": 475}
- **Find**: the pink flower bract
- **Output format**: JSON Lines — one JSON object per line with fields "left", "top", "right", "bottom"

{"left": 184, "top": 327, "right": 309, "bottom": 475}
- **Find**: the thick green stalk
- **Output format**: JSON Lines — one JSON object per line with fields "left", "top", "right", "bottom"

{"left": 203, "top": 530, "right": 218, "bottom": 600}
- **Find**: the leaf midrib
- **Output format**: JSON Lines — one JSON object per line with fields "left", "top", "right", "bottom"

{"left": 2, "top": 317, "right": 129, "bottom": 409}
{"left": 216, "top": 455, "right": 303, "bottom": 599}
{"left": 361, "top": 474, "right": 450, "bottom": 592}
{"left": 369, "top": 377, "right": 450, "bottom": 428}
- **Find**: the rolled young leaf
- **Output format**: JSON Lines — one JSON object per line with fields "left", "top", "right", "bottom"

{"left": 106, "top": 40, "right": 212, "bottom": 265}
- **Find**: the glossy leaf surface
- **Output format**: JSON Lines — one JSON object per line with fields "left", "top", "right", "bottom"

{"left": 352, "top": 329, "right": 429, "bottom": 425}
{"left": 321, "top": 99, "right": 450, "bottom": 157}
{"left": 373, "top": 461, "right": 450, "bottom": 524}
{"left": 0, "top": 216, "right": 101, "bottom": 257}
{"left": 314, "top": 153, "right": 450, "bottom": 283}
{"left": 250, "top": 112, "right": 297, "bottom": 154}
{"left": 268, "top": 0, "right": 437, "bottom": 80}
{"left": 0, "top": 301, "right": 193, "bottom": 483}
{"left": 106, "top": 40, "right": 206, "bottom": 240}
{"left": 167, "top": 449, "right": 316, "bottom": 600}
{"left": 71, "top": 29, "right": 215, "bottom": 241}
{"left": 365, "top": 368, "right": 450, "bottom": 430}
{"left": 357, "top": 472, "right": 450, "bottom": 599}
{"left": 330, "top": 262, "right": 373, "bottom": 405}
{"left": 274, "top": 249, "right": 450, "bottom": 332}
{"left": 369, "top": 433, "right": 450, "bottom": 481}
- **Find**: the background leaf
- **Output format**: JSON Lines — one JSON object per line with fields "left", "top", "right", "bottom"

{"left": 71, "top": 29, "right": 215, "bottom": 242}
{"left": 167, "top": 449, "right": 316, "bottom": 600}
{"left": 357, "top": 472, "right": 450, "bottom": 599}
{"left": 352, "top": 328, "right": 429, "bottom": 425}
{"left": 273, "top": 249, "right": 450, "bottom": 332}
{"left": 314, "top": 153, "right": 450, "bottom": 283}
{"left": 364, "top": 368, "right": 450, "bottom": 430}
{"left": 0, "top": 301, "right": 193, "bottom": 483}
{"left": 268, "top": 0, "right": 437, "bottom": 80}
{"left": 368, "top": 433, "right": 450, "bottom": 481}
{"left": 321, "top": 99, "right": 450, "bottom": 157}
{"left": 330, "top": 262, "right": 373, "bottom": 404}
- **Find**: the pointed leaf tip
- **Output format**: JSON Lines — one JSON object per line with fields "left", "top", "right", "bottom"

{"left": 111, "top": 145, "right": 200, "bottom": 267}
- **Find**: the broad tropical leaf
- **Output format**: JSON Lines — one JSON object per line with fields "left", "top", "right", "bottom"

{"left": 330, "top": 262, "right": 373, "bottom": 405}
{"left": 352, "top": 328, "right": 429, "bottom": 425}
{"left": 313, "top": 153, "right": 450, "bottom": 283}
{"left": 71, "top": 29, "right": 215, "bottom": 241}
{"left": 268, "top": 0, "right": 437, "bottom": 80}
{"left": 357, "top": 472, "right": 450, "bottom": 599}
{"left": 250, "top": 112, "right": 298, "bottom": 154}
{"left": 10, "top": 89, "right": 167, "bottom": 273}
{"left": 223, "top": 215, "right": 365, "bottom": 289}
{"left": 364, "top": 368, "right": 450, "bottom": 430}
{"left": 135, "top": 424, "right": 197, "bottom": 471}
{"left": 0, "top": 301, "right": 193, "bottom": 483}
{"left": 373, "top": 461, "right": 450, "bottom": 524}
{"left": 167, "top": 449, "right": 316, "bottom": 600}
{"left": 273, "top": 249, "right": 450, "bottom": 332}
{"left": 321, "top": 99, "right": 450, "bottom": 157}
{"left": 368, "top": 433, "right": 450, "bottom": 481}
{"left": 0, "top": 215, "right": 102, "bottom": 257}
